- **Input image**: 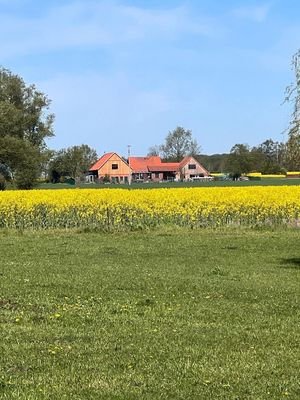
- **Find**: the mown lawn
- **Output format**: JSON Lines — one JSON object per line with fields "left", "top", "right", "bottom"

{"left": 40, "top": 178, "right": 300, "bottom": 189}
{"left": 1, "top": 228, "right": 300, "bottom": 399}
{"left": 5, "top": 178, "right": 300, "bottom": 190}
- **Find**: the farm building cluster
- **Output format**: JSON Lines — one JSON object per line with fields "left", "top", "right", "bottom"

{"left": 87, "top": 152, "right": 210, "bottom": 183}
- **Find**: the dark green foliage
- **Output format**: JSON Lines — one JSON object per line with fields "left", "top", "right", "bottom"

{"left": 224, "top": 141, "right": 287, "bottom": 175}
{"left": 0, "top": 136, "right": 41, "bottom": 189}
{"left": 49, "top": 145, "right": 98, "bottom": 182}
{"left": 103, "top": 173, "right": 111, "bottom": 183}
{"left": 14, "top": 169, "right": 38, "bottom": 190}
{"left": 285, "top": 131, "right": 300, "bottom": 170}
{"left": 225, "top": 143, "right": 253, "bottom": 175}
{"left": 0, "top": 174, "right": 5, "bottom": 190}
{"left": 252, "top": 139, "right": 286, "bottom": 174}
{"left": 197, "top": 153, "right": 229, "bottom": 172}
{"left": 0, "top": 163, "right": 11, "bottom": 189}
{"left": 0, "top": 67, "right": 54, "bottom": 188}
{"left": 0, "top": 67, "right": 54, "bottom": 147}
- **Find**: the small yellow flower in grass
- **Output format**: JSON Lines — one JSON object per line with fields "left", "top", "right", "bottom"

{"left": 222, "top": 383, "right": 231, "bottom": 388}
{"left": 15, "top": 318, "right": 20, "bottom": 322}
{"left": 50, "top": 312, "right": 61, "bottom": 319}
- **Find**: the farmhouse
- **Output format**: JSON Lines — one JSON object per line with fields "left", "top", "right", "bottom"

{"left": 88, "top": 153, "right": 209, "bottom": 183}
{"left": 129, "top": 155, "right": 209, "bottom": 182}
{"left": 178, "top": 156, "right": 210, "bottom": 181}
{"left": 88, "top": 152, "right": 132, "bottom": 183}
{"left": 128, "top": 156, "right": 178, "bottom": 181}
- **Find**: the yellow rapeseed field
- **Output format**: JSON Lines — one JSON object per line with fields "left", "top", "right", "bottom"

{"left": 0, "top": 186, "right": 299, "bottom": 230}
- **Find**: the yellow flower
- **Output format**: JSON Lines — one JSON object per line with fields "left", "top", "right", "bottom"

{"left": 0, "top": 186, "right": 299, "bottom": 229}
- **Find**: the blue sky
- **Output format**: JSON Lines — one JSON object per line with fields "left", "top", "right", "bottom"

{"left": 0, "top": 0, "right": 299, "bottom": 156}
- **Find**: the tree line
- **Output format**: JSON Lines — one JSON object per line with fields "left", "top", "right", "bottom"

{"left": 0, "top": 50, "right": 300, "bottom": 189}
{"left": 147, "top": 129, "right": 289, "bottom": 177}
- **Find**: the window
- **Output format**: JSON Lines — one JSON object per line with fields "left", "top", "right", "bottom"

{"left": 112, "top": 163, "right": 118, "bottom": 170}
{"left": 188, "top": 164, "right": 196, "bottom": 170}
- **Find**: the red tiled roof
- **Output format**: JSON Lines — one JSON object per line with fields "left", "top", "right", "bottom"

{"left": 179, "top": 156, "right": 191, "bottom": 168}
{"left": 128, "top": 157, "right": 149, "bottom": 173}
{"left": 129, "top": 156, "right": 181, "bottom": 173}
{"left": 148, "top": 163, "right": 180, "bottom": 172}
{"left": 89, "top": 152, "right": 115, "bottom": 171}
{"left": 129, "top": 156, "right": 163, "bottom": 173}
{"left": 147, "top": 156, "right": 162, "bottom": 165}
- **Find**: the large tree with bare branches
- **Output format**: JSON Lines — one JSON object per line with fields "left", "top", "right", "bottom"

{"left": 284, "top": 50, "right": 300, "bottom": 170}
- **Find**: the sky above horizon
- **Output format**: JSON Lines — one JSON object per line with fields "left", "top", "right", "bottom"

{"left": 0, "top": 0, "right": 299, "bottom": 156}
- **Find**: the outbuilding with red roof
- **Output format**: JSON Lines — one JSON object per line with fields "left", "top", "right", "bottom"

{"left": 88, "top": 152, "right": 132, "bottom": 184}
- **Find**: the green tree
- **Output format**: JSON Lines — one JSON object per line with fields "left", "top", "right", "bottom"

{"left": 160, "top": 126, "right": 201, "bottom": 161}
{"left": 285, "top": 134, "right": 300, "bottom": 170}
{"left": 0, "top": 163, "right": 11, "bottom": 180}
{"left": 252, "top": 139, "right": 285, "bottom": 173}
{"left": 284, "top": 50, "right": 300, "bottom": 170}
{"left": 225, "top": 144, "right": 254, "bottom": 178}
{"left": 197, "top": 153, "right": 229, "bottom": 172}
{"left": 0, "top": 136, "right": 42, "bottom": 189}
{"left": 147, "top": 145, "right": 161, "bottom": 157}
{"left": 0, "top": 67, "right": 54, "bottom": 147}
{"left": 0, "top": 67, "right": 55, "bottom": 188}
{"left": 0, "top": 163, "right": 11, "bottom": 190}
{"left": 49, "top": 145, "right": 98, "bottom": 183}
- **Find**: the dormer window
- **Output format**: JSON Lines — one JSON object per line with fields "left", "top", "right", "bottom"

{"left": 188, "top": 164, "right": 196, "bottom": 170}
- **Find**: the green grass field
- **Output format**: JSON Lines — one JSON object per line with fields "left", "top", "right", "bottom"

{"left": 4, "top": 178, "right": 300, "bottom": 190}
{"left": 45, "top": 178, "right": 300, "bottom": 189}
{"left": 1, "top": 228, "right": 300, "bottom": 399}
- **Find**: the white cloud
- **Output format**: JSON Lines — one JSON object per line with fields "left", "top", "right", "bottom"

{"left": 232, "top": 3, "right": 271, "bottom": 23}
{"left": 39, "top": 71, "right": 172, "bottom": 153}
{"left": 0, "top": 0, "right": 25, "bottom": 3}
{"left": 0, "top": 1, "right": 218, "bottom": 60}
